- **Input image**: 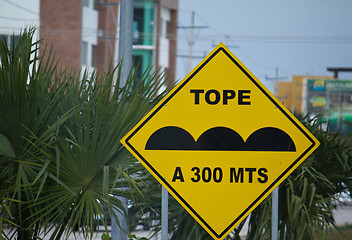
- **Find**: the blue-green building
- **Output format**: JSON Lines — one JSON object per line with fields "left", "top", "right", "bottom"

{"left": 132, "top": 0, "right": 178, "bottom": 85}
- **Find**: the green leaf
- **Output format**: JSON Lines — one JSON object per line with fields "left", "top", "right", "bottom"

{"left": 0, "top": 134, "right": 15, "bottom": 158}
{"left": 101, "top": 233, "right": 111, "bottom": 240}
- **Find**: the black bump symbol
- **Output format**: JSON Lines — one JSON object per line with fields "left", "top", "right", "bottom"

{"left": 146, "top": 126, "right": 197, "bottom": 150}
{"left": 245, "top": 127, "right": 296, "bottom": 151}
{"left": 145, "top": 126, "right": 296, "bottom": 151}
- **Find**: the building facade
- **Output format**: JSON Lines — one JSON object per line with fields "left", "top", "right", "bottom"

{"left": 276, "top": 75, "right": 333, "bottom": 115}
{"left": 132, "top": 0, "right": 178, "bottom": 85}
{"left": 275, "top": 75, "right": 352, "bottom": 134}
{"left": 0, "top": 0, "right": 178, "bottom": 84}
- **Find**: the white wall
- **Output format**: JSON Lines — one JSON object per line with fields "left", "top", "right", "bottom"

{"left": 158, "top": 5, "right": 170, "bottom": 69}
{"left": 82, "top": 0, "right": 98, "bottom": 73}
{"left": 0, "top": 0, "right": 40, "bottom": 39}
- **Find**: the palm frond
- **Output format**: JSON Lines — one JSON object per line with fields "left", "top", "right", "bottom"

{"left": 0, "top": 28, "right": 75, "bottom": 238}
{"left": 1, "top": 28, "right": 173, "bottom": 239}
{"left": 28, "top": 62, "right": 172, "bottom": 239}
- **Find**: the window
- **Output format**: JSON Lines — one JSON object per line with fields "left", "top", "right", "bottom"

{"left": 0, "top": 35, "right": 6, "bottom": 47}
{"left": 161, "top": 19, "right": 169, "bottom": 38}
{"left": 0, "top": 34, "right": 20, "bottom": 51}
{"left": 133, "top": 55, "right": 143, "bottom": 83}
{"left": 91, "top": 44, "right": 96, "bottom": 68}
{"left": 84, "top": 0, "right": 98, "bottom": 9}
{"left": 133, "top": 1, "right": 155, "bottom": 46}
{"left": 133, "top": 8, "right": 144, "bottom": 45}
{"left": 83, "top": 0, "right": 89, "bottom": 7}
{"left": 81, "top": 41, "right": 88, "bottom": 65}
{"left": 10, "top": 35, "right": 20, "bottom": 51}
{"left": 166, "top": 20, "right": 171, "bottom": 38}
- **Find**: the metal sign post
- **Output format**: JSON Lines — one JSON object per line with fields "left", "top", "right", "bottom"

{"left": 271, "top": 186, "right": 279, "bottom": 240}
{"left": 162, "top": 186, "right": 169, "bottom": 240}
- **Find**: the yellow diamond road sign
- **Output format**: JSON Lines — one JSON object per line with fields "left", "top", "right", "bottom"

{"left": 121, "top": 43, "right": 319, "bottom": 240}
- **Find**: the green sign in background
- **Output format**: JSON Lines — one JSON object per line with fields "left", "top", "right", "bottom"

{"left": 307, "top": 79, "right": 352, "bottom": 134}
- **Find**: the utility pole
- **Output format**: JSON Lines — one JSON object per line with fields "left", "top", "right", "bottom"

{"left": 111, "top": 1, "right": 133, "bottom": 240}
{"left": 187, "top": 11, "right": 195, "bottom": 73}
{"left": 327, "top": 67, "right": 352, "bottom": 79}
{"left": 265, "top": 67, "right": 287, "bottom": 96}
{"left": 178, "top": 11, "right": 207, "bottom": 73}
{"left": 117, "top": 0, "right": 134, "bottom": 86}
{"left": 212, "top": 36, "right": 239, "bottom": 49}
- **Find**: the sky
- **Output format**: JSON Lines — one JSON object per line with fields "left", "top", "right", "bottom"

{"left": 176, "top": 0, "right": 352, "bottom": 92}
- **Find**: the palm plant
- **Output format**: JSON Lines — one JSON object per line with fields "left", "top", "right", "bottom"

{"left": 0, "top": 29, "right": 72, "bottom": 239}
{"left": 0, "top": 29, "right": 173, "bottom": 239}
{"left": 36, "top": 66, "right": 172, "bottom": 240}
{"left": 246, "top": 115, "right": 352, "bottom": 240}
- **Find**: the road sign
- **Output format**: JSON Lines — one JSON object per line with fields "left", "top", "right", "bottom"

{"left": 121, "top": 43, "right": 320, "bottom": 240}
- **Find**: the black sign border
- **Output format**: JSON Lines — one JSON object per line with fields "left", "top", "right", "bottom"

{"left": 125, "top": 47, "right": 317, "bottom": 239}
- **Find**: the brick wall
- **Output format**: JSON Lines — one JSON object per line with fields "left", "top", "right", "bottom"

{"left": 40, "top": 0, "right": 82, "bottom": 71}
{"left": 167, "top": 8, "right": 178, "bottom": 84}
{"left": 96, "top": 0, "right": 119, "bottom": 74}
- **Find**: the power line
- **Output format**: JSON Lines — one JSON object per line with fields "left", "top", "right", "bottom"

{"left": 177, "top": 33, "right": 352, "bottom": 44}
{"left": 177, "top": 12, "right": 352, "bottom": 44}
{"left": 177, "top": 11, "right": 208, "bottom": 73}
{"left": 0, "top": 16, "right": 38, "bottom": 21}
{"left": 176, "top": 53, "right": 205, "bottom": 59}
{"left": 2, "top": 0, "right": 38, "bottom": 15}
{"left": 236, "top": 49, "right": 274, "bottom": 70}
{"left": 265, "top": 67, "right": 288, "bottom": 96}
